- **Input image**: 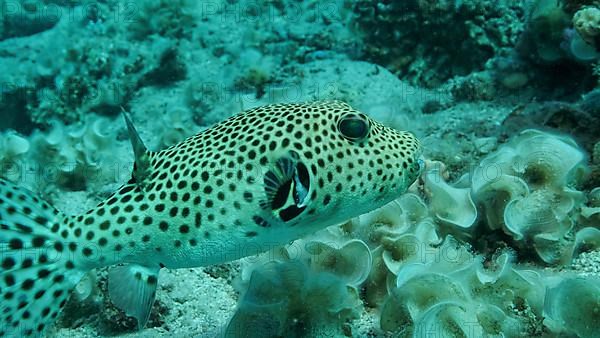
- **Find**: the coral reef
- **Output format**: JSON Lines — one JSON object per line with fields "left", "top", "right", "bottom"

{"left": 0, "top": 114, "right": 124, "bottom": 193}
{"left": 125, "top": 0, "right": 197, "bottom": 40}
{"left": 0, "top": 0, "right": 599, "bottom": 337}
{"left": 423, "top": 164, "right": 477, "bottom": 240}
{"left": 28, "top": 115, "right": 122, "bottom": 191}
{"left": 544, "top": 276, "right": 600, "bottom": 337}
{"left": 573, "top": 6, "right": 600, "bottom": 46}
{"left": 500, "top": 93, "right": 600, "bottom": 159}
{"left": 226, "top": 235, "right": 370, "bottom": 337}
{"left": 494, "top": 0, "right": 600, "bottom": 98}
{"left": 343, "top": 193, "right": 440, "bottom": 306}
{"left": 517, "top": 0, "right": 598, "bottom": 63}
{"left": 380, "top": 238, "right": 545, "bottom": 337}
{"left": 524, "top": 0, "right": 572, "bottom": 63}
{"left": 352, "top": 1, "right": 525, "bottom": 87}
{"left": 0, "top": 130, "right": 30, "bottom": 174}
{"left": 471, "top": 129, "right": 590, "bottom": 264}
{"left": 0, "top": 1, "right": 193, "bottom": 130}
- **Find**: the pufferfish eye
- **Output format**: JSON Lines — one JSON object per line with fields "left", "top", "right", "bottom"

{"left": 337, "top": 113, "right": 370, "bottom": 141}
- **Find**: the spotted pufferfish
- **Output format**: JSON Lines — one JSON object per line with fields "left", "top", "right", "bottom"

{"left": 0, "top": 100, "right": 422, "bottom": 336}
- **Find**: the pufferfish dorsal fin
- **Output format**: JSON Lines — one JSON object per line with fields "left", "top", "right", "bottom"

{"left": 121, "top": 109, "right": 152, "bottom": 186}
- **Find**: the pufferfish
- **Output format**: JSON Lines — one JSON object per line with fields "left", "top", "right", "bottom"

{"left": 0, "top": 100, "right": 422, "bottom": 336}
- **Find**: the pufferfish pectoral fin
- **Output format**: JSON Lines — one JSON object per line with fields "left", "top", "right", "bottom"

{"left": 261, "top": 151, "right": 300, "bottom": 211}
{"left": 108, "top": 264, "right": 160, "bottom": 330}
{"left": 260, "top": 151, "right": 311, "bottom": 222}
{"left": 121, "top": 110, "right": 152, "bottom": 186}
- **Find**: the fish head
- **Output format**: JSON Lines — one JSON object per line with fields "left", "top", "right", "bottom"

{"left": 251, "top": 100, "right": 423, "bottom": 233}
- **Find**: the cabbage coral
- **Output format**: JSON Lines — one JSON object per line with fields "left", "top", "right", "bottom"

{"left": 471, "top": 129, "right": 590, "bottom": 264}
{"left": 380, "top": 236, "right": 544, "bottom": 337}
{"left": 28, "top": 115, "right": 121, "bottom": 191}
{"left": 226, "top": 235, "right": 371, "bottom": 337}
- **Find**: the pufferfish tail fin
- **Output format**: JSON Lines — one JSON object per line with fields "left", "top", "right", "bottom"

{"left": 0, "top": 179, "right": 86, "bottom": 337}
{"left": 121, "top": 109, "right": 152, "bottom": 186}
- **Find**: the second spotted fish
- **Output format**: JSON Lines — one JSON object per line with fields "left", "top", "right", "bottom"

{"left": 0, "top": 100, "right": 422, "bottom": 336}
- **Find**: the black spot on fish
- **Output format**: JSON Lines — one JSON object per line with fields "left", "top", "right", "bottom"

{"left": 279, "top": 205, "right": 306, "bottom": 222}
{"left": 252, "top": 215, "right": 270, "bottom": 228}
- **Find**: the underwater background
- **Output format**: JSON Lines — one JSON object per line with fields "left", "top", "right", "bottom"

{"left": 0, "top": 0, "right": 599, "bottom": 337}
